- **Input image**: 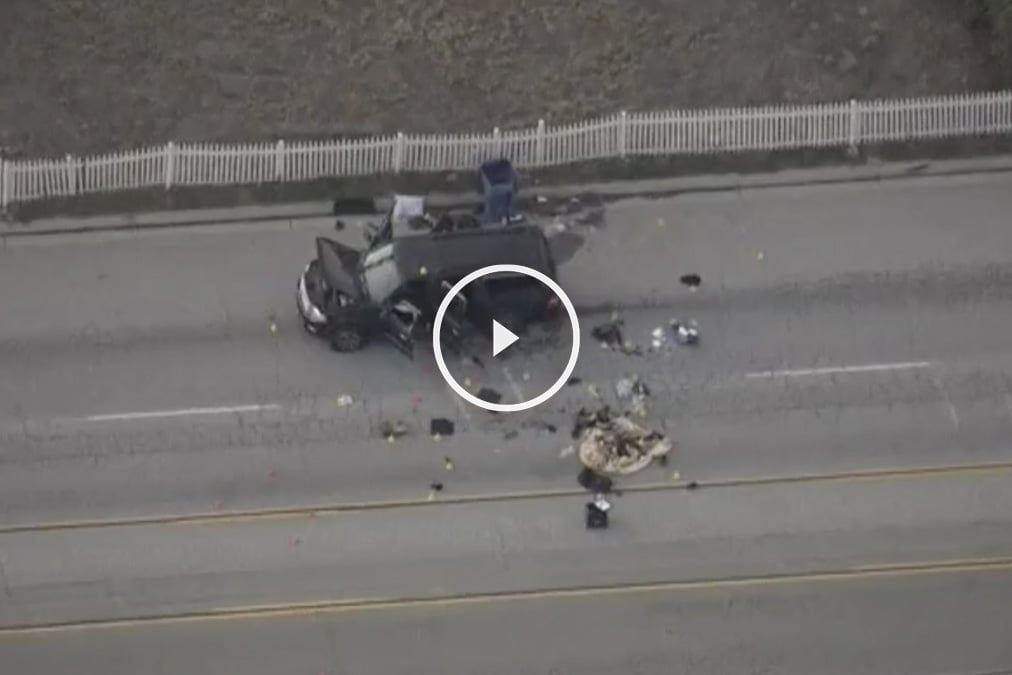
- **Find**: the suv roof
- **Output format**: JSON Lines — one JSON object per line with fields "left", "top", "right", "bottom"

{"left": 386, "top": 224, "right": 554, "bottom": 285}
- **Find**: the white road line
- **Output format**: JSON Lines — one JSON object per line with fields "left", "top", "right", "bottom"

{"left": 745, "top": 361, "right": 934, "bottom": 379}
{"left": 73, "top": 404, "right": 282, "bottom": 423}
{"left": 501, "top": 366, "right": 526, "bottom": 403}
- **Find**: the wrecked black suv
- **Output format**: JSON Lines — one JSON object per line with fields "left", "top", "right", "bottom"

{"left": 296, "top": 197, "right": 561, "bottom": 357}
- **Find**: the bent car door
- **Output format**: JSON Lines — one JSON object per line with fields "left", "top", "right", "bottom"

{"left": 379, "top": 298, "right": 423, "bottom": 358}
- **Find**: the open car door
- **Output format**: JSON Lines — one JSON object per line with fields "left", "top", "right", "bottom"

{"left": 379, "top": 299, "right": 423, "bottom": 359}
{"left": 378, "top": 280, "right": 468, "bottom": 359}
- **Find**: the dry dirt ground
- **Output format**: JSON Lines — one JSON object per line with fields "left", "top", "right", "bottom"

{"left": 0, "top": 0, "right": 997, "bottom": 159}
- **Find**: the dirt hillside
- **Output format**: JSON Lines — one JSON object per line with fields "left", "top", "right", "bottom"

{"left": 0, "top": 0, "right": 996, "bottom": 158}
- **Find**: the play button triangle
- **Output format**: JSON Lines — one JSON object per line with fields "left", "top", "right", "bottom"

{"left": 491, "top": 320, "right": 520, "bottom": 357}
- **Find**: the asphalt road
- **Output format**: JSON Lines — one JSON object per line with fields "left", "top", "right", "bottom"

{"left": 2, "top": 171, "right": 1012, "bottom": 672}
{"left": 1, "top": 173, "right": 1012, "bottom": 523}
{"left": 3, "top": 468, "right": 1012, "bottom": 627}
{"left": 3, "top": 467, "right": 1011, "bottom": 674}
{"left": 5, "top": 569, "right": 1011, "bottom": 675}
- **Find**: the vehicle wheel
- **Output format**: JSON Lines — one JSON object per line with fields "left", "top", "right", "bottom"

{"left": 329, "top": 325, "right": 366, "bottom": 352}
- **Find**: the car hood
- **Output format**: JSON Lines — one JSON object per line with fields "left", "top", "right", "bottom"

{"left": 315, "top": 237, "right": 365, "bottom": 301}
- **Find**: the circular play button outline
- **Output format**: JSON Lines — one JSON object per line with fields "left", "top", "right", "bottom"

{"left": 432, "top": 264, "right": 581, "bottom": 413}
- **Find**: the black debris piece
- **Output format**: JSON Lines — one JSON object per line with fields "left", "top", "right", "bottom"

{"left": 503, "top": 429, "right": 519, "bottom": 441}
{"left": 566, "top": 376, "right": 583, "bottom": 386}
{"left": 477, "top": 387, "right": 503, "bottom": 404}
{"left": 571, "top": 406, "right": 613, "bottom": 439}
{"left": 334, "top": 219, "right": 346, "bottom": 231}
{"left": 687, "top": 481, "right": 699, "bottom": 490}
{"left": 430, "top": 418, "right": 456, "bottom": 436}
{"left": 578, "top": 467, "right": 614, "bottom": 493}
{"left": 590, "top": 319, "right": 624, "bottom": 348}
{"left": 585, "top": 500, "right": 610, "bottom": 529}
{"left": 429, "top": 481, "right": 444, "bottom": 492}
{"left": 680, "top": 273, "right": 702, "bottom": 288}
{"left": 526, "top": 418, "right": 558, "bottom": 434}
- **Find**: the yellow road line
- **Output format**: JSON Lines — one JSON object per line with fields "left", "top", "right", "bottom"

{"left": 1, "top": 459, "right": 1011, "bottom": 534}
{"left": 2, "top": 556, "right": 1011, "bottom": 636}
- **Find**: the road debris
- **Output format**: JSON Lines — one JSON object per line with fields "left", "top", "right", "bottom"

{"left": 336, "top": 394, "right": 354, "bottom": 407}
{"left": 615, "top": 375, "right": 651, "bottom": 418}
{"left": 430, "top": 418, "right": 455, "bottom": 436}
{"left": 566, "top": 376, "right": 582, "bottom": 386}
{"left": 585, "top": 495, "right": 611, "bottom": 529}
{"left": 571, "top": 407, "right": 671, "bottom": 476}
{"left": 591, "top": 317, "right": 625, "bottom": 349}
{"left": 428, "top": 482, "right": 444, "bottom": 500}
{"left": 378, "top": 419, "right": 410, "bottom": 440}
{"left": 444, "top": 456, "right": 455, "bottom": 471}
{"left": 679, "top": 273, "right": 701, "bottom": 291}
{"left": 670, "top": 319, "right": 700, "bottom": 346}
{"left": 650, "top": 326, "right": 667, "bottom": 351}
{"left": 503, "top": 429, "right": 519, "bottom": 441}
{"left": 614, "top": 375, "right": 650, "bottom": 399}
{"left": 477, "top": 386, "right": 503, "bottom": 404}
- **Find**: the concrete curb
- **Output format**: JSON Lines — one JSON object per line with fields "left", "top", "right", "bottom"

{"left": 4, "top": 154, "right": 1012, "bottom": 240}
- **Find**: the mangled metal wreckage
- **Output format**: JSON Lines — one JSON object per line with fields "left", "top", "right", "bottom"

{"left": 572, "top": 406, "right": 671, "bottom": 476}
{"left": 297, "top": 195, "right": 561, "bottom": 358}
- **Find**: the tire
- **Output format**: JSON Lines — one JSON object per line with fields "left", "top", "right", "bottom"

{"left": 328, "top": 325, "right": 366, "bottom": 352}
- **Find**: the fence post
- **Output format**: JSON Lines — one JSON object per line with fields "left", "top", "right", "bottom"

{"left": 164, "top": 142, "right": 176, "bottom": 189}
{"left": 847, "top": 99, "right": 861, "bottom": 156}
{"left": 393, "top": 132, "right": 405, "bottom": 173}
{"left": 618, "top": 111, "right": 629, "bottom": 158}
{"left": 0, "top": 155, "right": 7, "bottom": 212}
{"left": 535, "top": 119, "right": 546, "bottom": 166}
{"left": 65, "top": 154, "right": 78, "bottom": 197}
{"left": 274, "top": 140, "right": 286, "bottom": 181}
{"left": 492, "top": 127, "right": 502, "bottom": 158}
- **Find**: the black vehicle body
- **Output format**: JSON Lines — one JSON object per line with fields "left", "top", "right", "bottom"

{"left": 296, "top": 218, "right": 560, "bottom": 358}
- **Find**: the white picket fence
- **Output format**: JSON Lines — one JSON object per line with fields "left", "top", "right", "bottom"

{"left": 2, "top": 91, "right": 1012, "bottom": 209}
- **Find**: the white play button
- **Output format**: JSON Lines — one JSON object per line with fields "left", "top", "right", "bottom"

{"left": 491, "top": 319, "right": 520, "bottom": 357}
